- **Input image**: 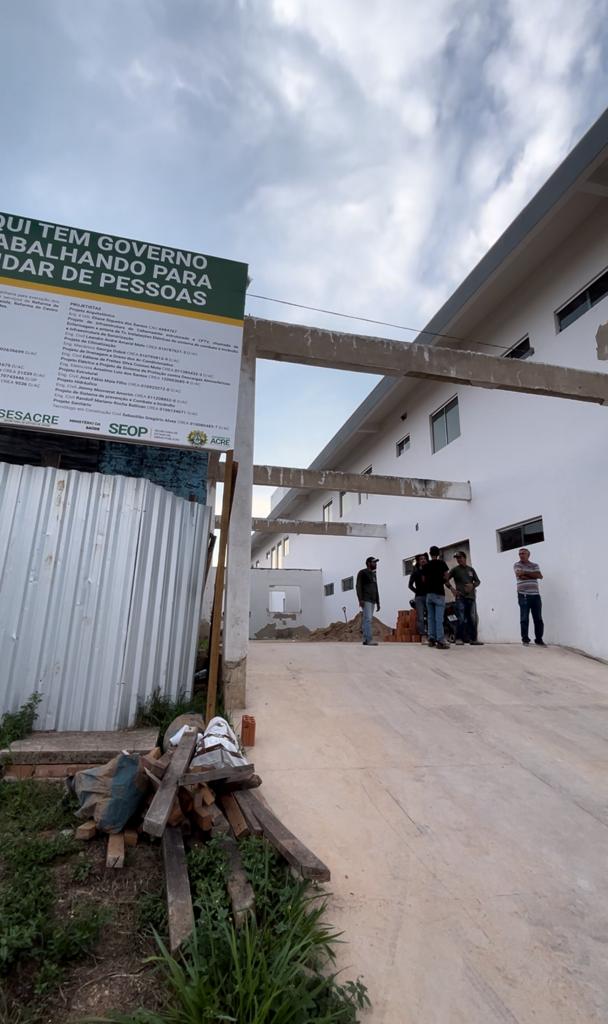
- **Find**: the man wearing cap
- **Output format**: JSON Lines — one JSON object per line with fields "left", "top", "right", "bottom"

{"left": 356, "top": 556, "right": 380, "bottom": 646}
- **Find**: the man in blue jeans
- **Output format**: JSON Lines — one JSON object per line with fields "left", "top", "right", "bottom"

{"left": 356, "top": 556, "right": 380, "bottom": 646}
{"left": 514, "top": 547, "right": 545, "bottom": 645}
{"left": 424, "top": 546, "right": 450, "bottom": 649}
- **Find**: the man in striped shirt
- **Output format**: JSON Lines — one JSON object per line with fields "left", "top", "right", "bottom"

{"left": 514, "top": 548, "right": 545, "bottom": 646}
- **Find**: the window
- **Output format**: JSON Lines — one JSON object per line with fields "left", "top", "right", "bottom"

{"left": 255, "top": 560, "right": 259, "bottom": 568}
{"left": 505, "top": 336, "right": 533, "bottom": 360}
{"left": 268, "top": 585, "right": 301, "bottom": 613}
{"left": 324, "top": 583, "right": 334, "bottom": 597}
{"left": 339, "top": 491, "right": 346, "bottom": 517}
{"left": 402, "top": 556, "right": 417, "bottom": 576}
{"left": 265, "top": 550, "right": 270, "bottom": 561}
{"left": 322, "top": 500, "right": 333, "bottom": 523}
{"left": 556, "top": 266, "right": 608, "bottom": 331}
{"left": 276, "top": 540, "right": 283, "bottom": 568}
{"left": 431, "top": 397, "right": 460, "bottom": 453}
{"left": 396, "top": 434, "right": 410, "bottom": 457}
{"left": 497, "top": 517, "right": 544, "bottom": 553}
{"left": 283, "top": 536, "right": 290, "bottom": 557}
{"left": 270, "top": 546, "right": 277, "bottom": 568}
{"left": 358, "top": 465, "right": 372, "bottom": 504}
{"left": 341, "top": 576, "right": 354, "bottom": 592}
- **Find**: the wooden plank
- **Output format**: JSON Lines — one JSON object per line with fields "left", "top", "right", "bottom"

{"left": 232, "top": 790, "right": 263, "bottom": 836}
{"left": 218, "top": 792, "right": 249, "bottom": 839}
{"left": 106, "top": 833, "right": 125, "bottom": 869}
{"left": 124, "top": 829, "right": 138, "bottom": 848}
{"left": 237, "top": 791, "right": 330, "bottom": 881}
{"left": 143, "top": 731, "right": 198, "bottom": 838}
{"left": 180, "top": 763, "right": 254, "bottom": 787}
{"left": 162, "top": 826, "right": 194, "bottom": 954}
{"left": 206, "top": 450, "right": 237, "bottom": 721}
{"left": 220, "top": 772, "right": 263, "bottom": 793}
{"left": 192, "top": 789, "right": 214, "bottom": 831}
{"left": 200, "top": 783, "right": 215, "bottom": 806}
{"left": 75, "top": 820, "right": 97, "bottom": 841}
{"left": 222, "top": 836, "right": 255, "bottom": 928}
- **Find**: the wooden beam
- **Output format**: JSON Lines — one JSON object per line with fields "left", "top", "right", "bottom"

{"left": 206, "top": 450, "right": 237, "bottom": 720}
{"left": 247, "top": 317, "right": 608, "bottom": 405}
{"left": 219, "top": 462, "right": 471, "bottom": 501}
{"left": 106, "top": 833, "right": 125, "bottom": 869}
{"left": 232, "top": 791, "right": 263, "bottom": 836}
{"left": 222, "top": 836, "right": 255, "bottom": 928}
{"left": 162, "top": 826, "right": 194, "bottom": 953}
{"left": 143, "top": 731, "right": 198, "bottom": 838}
{"left": 237, "top": 791, "right": 330, "bottom": 881}
{"left": 180, "top": 763, "right": 254, "bottom": 787}
{"left": 218, "top": 792, "right": 250, "bottom": 838}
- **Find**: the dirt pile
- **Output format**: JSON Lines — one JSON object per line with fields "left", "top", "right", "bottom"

{"left": 303, "top": 611, "right": 392, "bottom": 642}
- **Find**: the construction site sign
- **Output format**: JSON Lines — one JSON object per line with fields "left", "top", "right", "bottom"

{"left": 0, "top": 212, "right": 248, "bottom": 451}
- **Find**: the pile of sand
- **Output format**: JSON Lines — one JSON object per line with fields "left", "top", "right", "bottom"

{"left": 302, "top": 611, "right": 392, "bottom": 642}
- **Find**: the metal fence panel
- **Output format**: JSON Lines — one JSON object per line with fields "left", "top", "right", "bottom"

{"left": 0, "top": 463, "right": 210, "bottom": 732}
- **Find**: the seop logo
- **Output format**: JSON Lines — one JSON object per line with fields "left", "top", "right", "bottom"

{"left": 109, "top": 423, "right": 149, "bottom": 437}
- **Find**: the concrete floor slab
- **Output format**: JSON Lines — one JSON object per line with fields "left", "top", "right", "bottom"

{"left": 245, "top": 642, "right": 608, "bottom": 1023}
{"left": 5, "top": 728, "right": 159, "bottom": 763}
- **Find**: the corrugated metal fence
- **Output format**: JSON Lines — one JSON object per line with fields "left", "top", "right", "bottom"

{"left": 0, "top": 463, "right": 211, "bottom": 731}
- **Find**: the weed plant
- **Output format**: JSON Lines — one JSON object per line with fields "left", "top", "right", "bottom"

{"left": 0, "top": 693, "right": 42, "bottom": 750}
{"left": 134, "top": 689, "right": 206, "bottom": 743}
{"left": 0, "top": 781, "right": 107, "bottom": 1008}
{"left": 97, "top": 836, "right": 369, "bottom": 1024}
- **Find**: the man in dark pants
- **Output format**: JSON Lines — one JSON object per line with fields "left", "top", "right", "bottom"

{"left": 408, "top": 553, "right": 428, "bottom": 641}
{"left": 513, "top": 547, "right": 545, "bottom": 645}
{"left": 356, "top": 556, "right": 380, "bottom": 646}
{"left": 448, "top": 551, "right": 484, "bottom": 645}
{"left": 424, "top": 546, "right": 450, "bottom": 649}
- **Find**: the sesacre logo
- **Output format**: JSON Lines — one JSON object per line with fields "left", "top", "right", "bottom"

{"left": 187, "top": 429, "right": 208, "bottom": 447}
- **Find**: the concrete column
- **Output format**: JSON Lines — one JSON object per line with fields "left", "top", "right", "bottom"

{"left": 222, "top": 335, "right": 256, "bottom": 709}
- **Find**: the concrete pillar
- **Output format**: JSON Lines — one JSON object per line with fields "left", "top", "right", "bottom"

{"left": 222, "top": 335, "right": 256, "bottom": 709}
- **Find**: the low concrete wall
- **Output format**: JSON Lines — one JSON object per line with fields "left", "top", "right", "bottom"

{"left": 250, "top": 568, "right": 323, "bottom": 639}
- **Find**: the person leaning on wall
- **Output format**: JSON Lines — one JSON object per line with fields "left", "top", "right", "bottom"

{"left": 514, "top": 547, "right": 545, "bottom": 645}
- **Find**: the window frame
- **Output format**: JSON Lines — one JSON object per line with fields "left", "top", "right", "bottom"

{"left": 555, "top": 265, "right": 608, "bottom": 332}
{"left": 322, "top": 499, "right": 333, "bottom": 523}
{"left": 430, "top": 396, "right": 460, "bottom": 454}
{"left": 283, "top": 536, "right": 290, "bottom": 557}
{"left": 402, "top": 556, "right": 417, "bottom": 576}
{"left": 324, "top": 583, "right": 334, "bottom": 597}
{"left": 341, "top": 576, "right": 354, "bottom": 592}
{"left": 504, "top": 335, "right": 533, "bottom": 360}
{"left": 497, "top": 516, "right": 545, "bottom": 553}
{"left": 396, "top": 434, "right": 411, "bottom": 457}
{"left": 339, "top": 491, "right": 346, "bottom": 518}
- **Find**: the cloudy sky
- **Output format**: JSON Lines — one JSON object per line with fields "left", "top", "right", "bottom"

{"left": 2, "top": 0, "right": 608, "bottom": 514}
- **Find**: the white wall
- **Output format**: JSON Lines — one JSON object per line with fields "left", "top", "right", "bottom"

{"left": 253, "top": 205, "right": 608, "bottom": 659}
{"left": 249, "top": 568, "right": 323, "bottom": 638}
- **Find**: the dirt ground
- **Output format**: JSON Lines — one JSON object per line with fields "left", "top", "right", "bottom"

{"left": 3, "top": 829, "right": 165, "bottom": 1023}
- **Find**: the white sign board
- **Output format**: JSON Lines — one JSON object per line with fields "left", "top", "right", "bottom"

{"left": 0, "top": 213, "right": 248, "bottom": 451}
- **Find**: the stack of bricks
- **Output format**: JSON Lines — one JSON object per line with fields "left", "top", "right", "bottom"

{"left": 385, "top": 608, "right": 421, "bottom": 643}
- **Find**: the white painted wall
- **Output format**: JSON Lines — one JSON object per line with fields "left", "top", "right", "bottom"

{"left": 249, "top": 568, "right": 323, "bottom": 638}
{"left": 253, "top": 205, "right": 608, "bottom": 660}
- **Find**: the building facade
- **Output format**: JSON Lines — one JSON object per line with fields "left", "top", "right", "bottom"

{"left": 251, "top": 113, "right": 608, "bottom": 660}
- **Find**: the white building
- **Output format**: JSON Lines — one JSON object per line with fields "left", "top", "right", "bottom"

{"left": 251, "top": 110, "right": 608, "bottom": 661}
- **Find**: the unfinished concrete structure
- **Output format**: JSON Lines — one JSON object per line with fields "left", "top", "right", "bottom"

{"left": 245, "top": 108, "right": 608, "bottom": 674}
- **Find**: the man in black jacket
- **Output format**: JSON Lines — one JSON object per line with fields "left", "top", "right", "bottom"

{"left": 408, "top": 553, "right": 429, "bottom": 640}
{"left": 356, "top": 556, "right": 380, "bottom": 646}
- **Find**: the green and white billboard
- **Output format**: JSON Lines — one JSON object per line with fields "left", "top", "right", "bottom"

{"left": 0, "top": 212, "right": 248, "bottom": 451}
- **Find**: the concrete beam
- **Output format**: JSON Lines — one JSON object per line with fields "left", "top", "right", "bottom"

{"left": 218, "top": 462, "right": 471, "bottom": 501}
{"left": 247, "top": 317, "right": 608, "bottom": 405}
{"left": 215, "top": 515, "right": 388, "bottom": 538}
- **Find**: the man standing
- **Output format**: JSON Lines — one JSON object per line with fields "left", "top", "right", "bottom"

{"left": 356, "top": 556, "right": 380, "bottom": 646}
{"left": 424, "top": 546, "right": 450, "bottom": 649}
{"left": 408, "top": 553, "right": 428, "bottom": 641}
{"left": 514, "top": 548, "right": 545, "bottom": 645}
{"left": 448, "top": 552, "right": 484, "bottom": 645}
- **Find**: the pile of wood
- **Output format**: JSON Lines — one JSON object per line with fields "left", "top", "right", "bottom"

{"left": 76, "top": 724, "right": 330, "bottom": 953}
{"left": 385, "top": 608, "right": 422, "bottom": 643}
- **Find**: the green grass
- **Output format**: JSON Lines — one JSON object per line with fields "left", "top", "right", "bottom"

{"left": 0, "top": 781, "right": 108, "bottom": 1011}
{"left": 96, "top": 837, "right": 369, "bottom": 1024}
{"left": 134, "top": 688, "right": 206, "bottom": 745}
{"left": 0, "top": 693, "right": 42, "bottom": 750}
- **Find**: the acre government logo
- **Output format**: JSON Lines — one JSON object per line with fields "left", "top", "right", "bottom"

{"left": 187, "top": 429, "right": 208, "bottom": 447}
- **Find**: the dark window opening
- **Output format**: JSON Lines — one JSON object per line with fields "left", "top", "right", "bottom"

{"left": 505, "top": 336, "right": 533, "bottom": 360}
{"left": 324, "top": 583, "right": 334, "bottom": 597}
{"left": 557, "top": 267, "right": 608, "bottom": 331}
{"left": 341, "top": 576, "right": 354, "bottom": 592}
{"left": 498, "top": 517, "right": 544, "bottom": 553}
{"left": 396, "top": 434, "right": 411, "bottom": 457}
